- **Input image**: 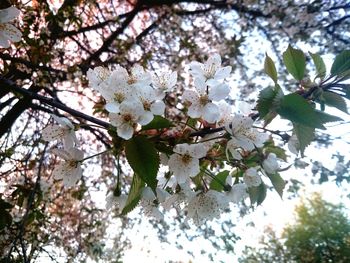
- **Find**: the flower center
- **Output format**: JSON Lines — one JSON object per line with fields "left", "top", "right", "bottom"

{"left": 204, "top": 64, "right": 217, "bottom": 79}
{"left": 127, "top": 76, "right": 137, "bottom": 85}
{"left": 181, "top": 154, "right": 192, "bottom": 164}
{"left": 199, "top": 94, "right": 209, "bottom": 106}
{"left": 123, "top": 114, "right": 132, "bottom": 123}
{"left": 114, "top": 92, "right": 125, "bottom": 103}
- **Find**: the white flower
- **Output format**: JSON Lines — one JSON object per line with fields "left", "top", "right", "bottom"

{"left": 189, "top": 53, "right": 232, "bottom": 85}
{"left": 42, "top": 115, "right": 78, "bottom": 148}
{"left": 109, "top": 99, "right": 153, "bottom": 140}
{"left": 243, "top": 167, "right": 261, "bottom": 187}
{"left": 168, "top": 143, "right": 207, "bottom": 184}
{"left": 140, "top": 187, "right": 163, "bottom": 220}
{"left": 0, "top": 7, "right": 22, "bottom": 48}
{"left": 86, "top": 66, "right": 111, "bottom": 91}
{"left": 262, "top": 153, "right": 280, "bottom": 174}
{"left": 162, "top": 183, "right": 194, "bottom": 211}
{"left": 51, "top": 147, "right": 84, "bottom": 187}
{"left": 152, "top": 70, "right": 177, "bottom": 99}
{"left": 217, "top": 101, "right": 233, "bottom": 126}
{"left": 186, "top": 190, "right": 227, "bottom": 226}
{"left": 226, "top": 114, "right": 268, "bottom": 152}
{"left": 105, "top": 192, "right": 127, "bottom": 212}
{"left": 137, "top": 85, "right": 166, "bottom": 116}
{"left": 225, "top": 175, "right": 247, "bottom": 203}
{"left": 183, "top": 78, "right": 229, "bottom": 123}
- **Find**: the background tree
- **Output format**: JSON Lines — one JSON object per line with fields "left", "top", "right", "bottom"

{"left": 239, "top": 193, "right": 350, "bottom": 263}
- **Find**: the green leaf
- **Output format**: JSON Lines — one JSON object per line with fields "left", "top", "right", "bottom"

{"left": 321, "top": 91, "right": 348, "bottom": 114}
{"left": 277, "top": 94, "right": 325, "bottom": 129}
{"left": 264, "top": 53, "right": 278, "bottom": 83}
{"left": 210, "top": 170, "right": 230, "bottom": 191}
{"left": 267, "top": 173, "right": 286, "bottom": 198}
{"left": 125, "top": 136, "right": 159, "bottom": 191}
{"left": 283, "top": 45, "right": 306, "bottom": 81}
{"left": 309, "top": 52, "right": 326, "bottom": 79}
{"left": 331, "top": 50, "right": 350, "bottom": 76}
{"left": 257, "top": 86, "right": 283, "bottom": 119}
{"left": 293, "top": 123, "right": 315, "bottom": 155}
{"left": 141, "top": 115, "right": 174, "bottom": 130}
{"left": 315, "top": 110, "right": 343, "bottom": 123}
{"left": 121, "top": 174, "right": 145, "bottom": 215}
{"left": 248, "top": 182, "right": 267, "bottom": 206}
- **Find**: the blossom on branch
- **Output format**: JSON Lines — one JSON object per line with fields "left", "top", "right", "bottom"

{"left": 189, "top": 53, "right": 232, "bottom": 85}
{"left": 183, "top": 78, "right": 230, "bottom": 123}
{"left": 168, "top": 143, "right": 207, "bottom": 184}
{"left": 42, "top": 115, "right": 78, "bottom": 148}
{"left": 51, "top": 147, "right": 84, "bottom": 188}
{"left": 243, "top": 167, "right": 262, "bottom": 187}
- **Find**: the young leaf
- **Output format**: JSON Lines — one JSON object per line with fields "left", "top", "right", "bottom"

{"left": 283, "top": 45, "right": 306, "bottom": 81}
{"left": 277, "top": 94, "right": 325, "bottom": 129}
{"left": 309, "top": 52, "right": 326, "bottom": 79}
{"left": 121, "top": 174, "right": 145, "bottom": 215}
{"left": 331, "top": 50, "right": 350, "bottom": 76}
{"left": 264, "top": 53, "right": 278, "bottom": 83}
{"left": 125, "top": 136, "right": 159, "bottom": 191}
{"left": 322, "top": 91, "right": 348, "bottom": 114}
{"left": 210, "top": 170, "right": 230, "bottom": 191}
{"left": 248, "top": 182, "right": 267, "bottom": 206}
{"left": 315, "top": 110, "right": 343, "bottom": 123}
{"left": 257, "top": 86, "right": 283, "bottom": 119}
{"left": 293, "top": 123, "right": 315, "bottom": 155}
{"left": 141, "top": 115, "right": 174, "bottom": 130}
{"left": 267, "top": 173, "right": 286, "bottom": 198}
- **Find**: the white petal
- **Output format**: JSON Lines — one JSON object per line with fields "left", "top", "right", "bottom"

{"left": 142, "top": 187, "right": 156, "bottom": 201}
{"left": 105, "top": 102, "right": 120, "bottom": 113}
{"left": 182, "top": 89, "right": 199, "bottom": 103}
{"left": 193, "top": 78, "right": 207, "bottom": 94}
{"left": 214, "top": 66, "right": 232, "bottom": 80}
{"left": 150, "top": 101, "right": 165, "bottom": 115}
{"left": 0, "top": 7, "right": 20, "bottom": 23}
{"left": 2, "top": 23, "right": 21, "bottom": 42}
{"left": 138, "top": 111, "right": 153, "bottom": 125}
{"left": 52, "top": 163, "right": 67, "bottom": 180}
{"left": 42, "top": 125, "right": 64, "bottom": 141}
{"left": 207, "top": 53, "right": 221, "bottom": 67}
{"left": 203, "top": 103, "right": 220, "bottom": 123}
{"left": 188, "top": 144, "right": 207, "bottom": 159}
{"left": 63, "top": 165, "right": 82, "bottom": 187}
{"left": 51, "top": 148, "right": 73, "bottom": 161}
{"left": 189, "top": 62, "right": 205, "bottom": 78}
{"left": 117, "top": 124, "right": 134, "bottom": 140}
{"left": 209, "top": 83, "right": 230, "bottom": 101}
{"left": 225, "top": 175, "right": 233, "bottom": 186}
{"left": 156, "top": 188, "right": 170, "bottom": 203}
{"left": 0, "top": 32, "right": 10, "bottom": 48}
{"left": 68, "top": 147, "right": 84, "bottom": 161}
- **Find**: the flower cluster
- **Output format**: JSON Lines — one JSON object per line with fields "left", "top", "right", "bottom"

{"left": 42, "top": 115, "right": 83, "bottom": 187}
{"left": 87, "top": 65, "right": 177, "bottom": 139}
{"left": 42, "top": 54, "right": 288, "bottom": 226}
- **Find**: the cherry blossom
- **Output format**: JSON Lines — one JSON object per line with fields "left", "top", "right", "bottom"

{"left": 109, "top": 99, "right": 153, "bottom": 140}
{"left": 186, "top": 190, "right": 227, "bottom": 226}
{"left": 140, "top": 187, "right": 163, "bottom": 220}
{"left": 262, "top": 153, "right": 280, "bottom": 174}
{"left": 226, "top": 114, "right": 268, "bottom": 153}
{"left": 0, "top": 6, "right": 22, "bottom": 48}
{"left": 225, "top": 175, "right": 247, "bottom": 203}
{"left": 42, "top": 115, "right": 78, "bottom": 148}
{"left": 152, "top": 70, "right": 177, "bottom": 99}
{"left": 183, "top": 78, "right": 230, "bottom": 123}
{"left": 243, "top": 167, "right": 262, "bottom": 187}
{"left": 168, "top": 143, "right": 207, "bottom": 184}
{"left": 106, "top": 192, "right": 127, "bottom": 212}
{"left": 189, "top": 53, "right": 232, "bottom": 86}
{"left": 51, "top": 147, "right": 84, "bottom": 187}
